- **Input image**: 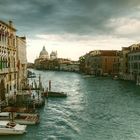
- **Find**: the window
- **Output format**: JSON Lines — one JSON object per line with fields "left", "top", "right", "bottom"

{"left": 7, "top": 84, "right": 9, "bottom": 93}
{"left": 105, "top": 58, "right": 107, "bottom": 63}
{"left": 14, "top": 84, "right": 16, "bottom": 89}
{"left": 10, "top": 85, "right": 11, "bottom": 90}
{"left": 14, "top": 74, "right": 16, "bottom": 79}
{"left": 9, "top": 74, "right": 11, "bottom": 81}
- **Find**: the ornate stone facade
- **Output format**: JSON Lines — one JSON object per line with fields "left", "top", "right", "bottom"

{"left": 0, "top": 20, "right": 27, "bottom": 103}
{"left": 16, "top": 36, "right": 27, "bottom": 90}
{"left": 0, "top": 20, "right": 17, "bottom": 101}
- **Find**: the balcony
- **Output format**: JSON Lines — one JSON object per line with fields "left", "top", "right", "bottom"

{"left": 9, "top": 67, "right": 18, "bottom": 72}
{"left": 0, "top": 68, "right": 9, "bottom": 74}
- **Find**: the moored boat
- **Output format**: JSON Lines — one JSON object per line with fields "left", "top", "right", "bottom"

{"left": 44, "top": 91, "right": 67, "bottom": 98}
{"left": 0, "top": 112, "right": 39, "bottom": 125}
{"left": 0, "top": 121, "right": 27, "bottom": 135}
{"left": 15, "top": 113, "right": 39, "bottom": 125}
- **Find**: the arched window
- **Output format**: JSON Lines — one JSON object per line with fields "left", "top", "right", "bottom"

{"left": 8, "top": 57, "right": 10, "bottom": 68}
{"left": 5, "top": 57, "right": 8, "bottom": 68}
{"left": 1, "top": 56, "right": 3, "bottom": 69}
{"left": 13, "top": 58, "right": 15, "bottom": 68}
{"left": 3, "top": 56, "right": 6, "bottom": 68}
{"left": 7, "top": 84, "right": 9, "bottom": 93}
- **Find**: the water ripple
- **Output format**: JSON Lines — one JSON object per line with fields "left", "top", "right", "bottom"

{"left": 3, "top": 69, "right": 140, "bottom": 140}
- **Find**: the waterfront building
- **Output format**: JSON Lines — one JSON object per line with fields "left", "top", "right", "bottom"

{"left": 127, "top": 44, "right": 140, "bottom": 83}
{"left": 0, "top": 20, "right": 27, "bottom": 104}
{"left": 119, "top": 47, "right": 130, "bottom": 80}
{"left": 16, "top": 36, "right": 27, "bottom": 90}
{"left": 79, "top": 50, "right": 120, "bottom": 76}
{"left": 80, "top": 52, "right": 95, "bottom": 75}
{"left": 79, "top": 56, "right": 85, "bottom": 73}
{"left": 59, "top": 60, "right": 79, "bottom": 72}
{"left": 0, "top": 20, "right": 17, "bottom": 102}
{"left": 34, "top": 47, "right": 79, "bottom": 72}
{"left": 34, "top": 46, "right": 49, "bottom": 69}
{"left": 118, "top": 43, "right": 140, "bottom": 84}
{"left": 27, "top": 63, "right": 34, "bottom": 68}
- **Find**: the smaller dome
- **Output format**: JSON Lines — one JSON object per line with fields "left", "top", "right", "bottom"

{"left": 50, "top": 51, "right": 56, "bottom": 56}
{"left": 39, "top": 46, "right": 49, "bottom": 59}
{"left": 50, "top": 51, "right": 57, "bottom": 60}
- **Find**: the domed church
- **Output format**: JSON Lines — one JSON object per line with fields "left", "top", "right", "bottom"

{"left": 34, "top": 46, "right": 59, "bottom": 69}
{"left": 39, "top": 46, "right": 49, "bottom": 59}
{"left": 50, "top": 51, "right": 57, "bottom": 60}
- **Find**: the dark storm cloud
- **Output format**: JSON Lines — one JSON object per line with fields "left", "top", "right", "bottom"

{"left": 0, "top": 0, "right": 140, "bottom": 37}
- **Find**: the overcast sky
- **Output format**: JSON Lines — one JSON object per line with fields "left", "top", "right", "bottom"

{"left": 1, "top": 0, "right": 140, "bottom": 62}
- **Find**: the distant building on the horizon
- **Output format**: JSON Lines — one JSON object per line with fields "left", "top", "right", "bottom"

{"left": 39, "top": 46, "right": 49, "bottom": 59}
{"left": 34, "top": 46, "right": 79, "bottom": 72}
{"left": 79, "top": 50, "right": 120, "bottom": 75}
{"left": 119, "top": 43, "right": 140, "bottom": 84}
{"left": 50, "top": 51, "right": 57, "bottom": 60}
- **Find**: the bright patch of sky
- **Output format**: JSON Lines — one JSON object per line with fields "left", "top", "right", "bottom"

{"left": 0, "top": 0, "right": 140, "bottom": 62}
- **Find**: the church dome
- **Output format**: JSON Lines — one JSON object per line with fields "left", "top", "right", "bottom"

{"left": 50, "top": 51, "right": 56, "bottom": 56}
{"left": 50, "top": 51, "right": 57, "bottom": 60}
{"left": 39, "top": 46, "right": 49, "bottom": 59}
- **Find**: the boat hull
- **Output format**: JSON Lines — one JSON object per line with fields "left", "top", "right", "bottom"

{"left": 0, "top": 121, "right": 27, "bottom": 135}
{"left": 0, "top": 128, "right": 26, "bottom": 135}
{"left": 44, "top": 91, "right": 67, "bottom": 98}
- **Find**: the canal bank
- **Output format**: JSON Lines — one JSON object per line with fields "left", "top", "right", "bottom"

{"left": 1, "top": 69, "right": 140, "bottom": 140}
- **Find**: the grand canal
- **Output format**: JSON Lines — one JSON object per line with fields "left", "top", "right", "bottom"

{"left": 1, "top": 69, "right": 140, "bottom": 140}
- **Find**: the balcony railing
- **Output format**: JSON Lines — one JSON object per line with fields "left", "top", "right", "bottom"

{"left": 0, "top": 67, "right": 18, "bottom": 74}
{"left": 9, "top": 67, "right": 18, "bottom": 72}
{"left": 0, "top": 68, "right": 9, "bottom": 74}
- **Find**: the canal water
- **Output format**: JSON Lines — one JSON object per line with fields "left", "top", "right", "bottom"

{"left": 1, "top": 69, "right": 140, "bottom": 140}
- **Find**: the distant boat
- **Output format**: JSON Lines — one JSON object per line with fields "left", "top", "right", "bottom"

{"left": 83, "top": 75, "right": 94, "bottom": 78}
{"left": 44, "top": 91, "right": 67, "bottom": 98}
{"left": 0, "top": 112, "right": 39, "bottom": 125}
{"left": 0, "top": 121, "right": 27, "bottom": 135}
{"left": 27, "top": 70, "right": 36, "bottom": 78}
{"left": 113, "top": 75, "right": 119, "bottom": 80}
{"left": 27, "top": 73, "right": 36, "bottom": 78}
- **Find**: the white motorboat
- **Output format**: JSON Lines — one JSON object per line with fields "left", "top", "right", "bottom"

{"left": 0, "top": 121, "right": 27, "bottom": 135}
{"left": 0, "top": 112, "right": 9, "bottom": 120}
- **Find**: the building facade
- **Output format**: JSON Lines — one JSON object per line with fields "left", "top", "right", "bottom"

{"left": 16, "top": 36, "right": 27, "bottom": 90}
{"left": 118, "top": 44, "right": 140, "bottom": 83}
{"left": 34, "top": 47, "right": 79, "bottom": 72}
{"left": 0, "top": 20, "right": 17, "bottom": 102}
{"left": 0, "top": 20, "right": 27, "bottom": 104}
{"left": 127, "top": 44, "right": 140, "bottom": 84}
{"left": 119, "top": 47, "right": 130, "bottom": 79}
{"left": 79, "top": 50, "right": 120, "bottom": 76}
